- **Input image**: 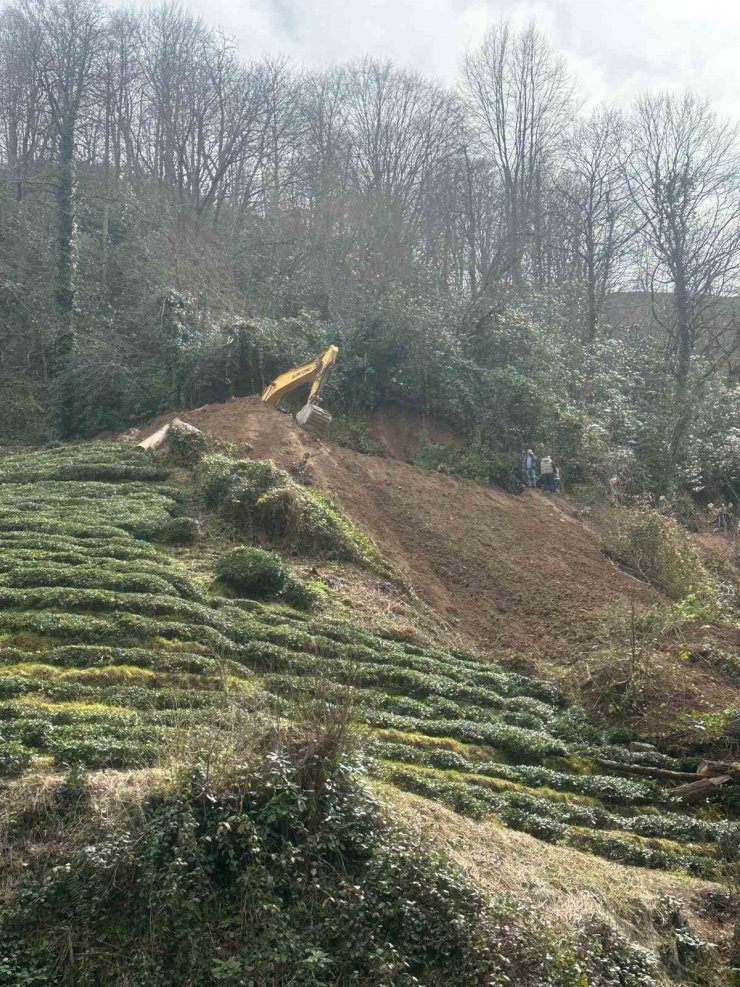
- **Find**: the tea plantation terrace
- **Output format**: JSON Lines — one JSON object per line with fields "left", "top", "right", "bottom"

{"left": 0, "top": 442, "right": 737, "bottom": 882}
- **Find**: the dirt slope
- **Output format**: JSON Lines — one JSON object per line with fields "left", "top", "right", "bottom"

{"left": 140, "top": 397, "right": 652, "bottom": 659}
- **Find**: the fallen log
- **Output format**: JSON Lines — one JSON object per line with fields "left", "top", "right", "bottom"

{"left": 137, "top": 422, "right": 171, "bottom": 451}
{"left": 671, "top": 775, "right": 732, "bottom": 803}
{"left": 698, "top": 759, "right": 740, "bottom": 782}
{"left": 595, "top": 758, "right": 700, "bottom": 782}
{"left": 170, "top": 417, "right": 201, "bottom": 434}
{"left": 137, "top": 418, "right": 201, "bottom": 451}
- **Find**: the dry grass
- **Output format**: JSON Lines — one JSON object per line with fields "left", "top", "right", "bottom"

{"left": 1, "top": 749, "right": 735, "bottom": 984}
{"left": 381, "top": 784, "right": 736, "bottom": 980}
{"left": 0, "top": 766, "right": 169, "bottom": 898}
{"left": 297, "top": 559, "right": 466, "bottom": 649}
{"left": 0, "top": 701, "right": 361, "bottom": 901}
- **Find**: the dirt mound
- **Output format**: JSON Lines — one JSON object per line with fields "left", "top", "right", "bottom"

{"left": 138, "top": 397, "right": 655, "bottom": 659}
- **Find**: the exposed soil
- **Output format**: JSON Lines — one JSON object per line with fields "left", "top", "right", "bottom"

{"left": 132, "top": 397, "right": 739, "bottom": 724}
{"left": 367, "top": 405, "right": 462, "bottom": 462}
{"left": 138, "top": 398, "right": 657, "bottom": 658}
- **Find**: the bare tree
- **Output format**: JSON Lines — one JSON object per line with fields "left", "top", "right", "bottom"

{"left": 0, "top": 5, "right": 54, "bottom": 200}
{"left": 297, "top": 68, "right": 353, "bottom": 317}
{"left": 624, "top": 92, "right": 740, "bottom": 454}
{"left": 24, "top": 0, "right": 103, "bottom": 428}
{"left": 346, "top": 59, "right": 459, "bottom": 222}
{"left": 463, "top": 22, "right": 573, "bottom": 290}
{"left": 558, "top": 108, "right": 633, "bottom": 342}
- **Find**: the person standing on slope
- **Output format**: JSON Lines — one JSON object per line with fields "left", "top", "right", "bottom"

{"left": 539, "top": 454, "right": 555, "bottom": 492}
{"left": 523, "top": 449, "right": 537, "bottom": 488}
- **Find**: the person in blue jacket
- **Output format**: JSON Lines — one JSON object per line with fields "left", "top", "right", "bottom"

{"left": 523, "top": 449, "right": 537, "bottom": 488}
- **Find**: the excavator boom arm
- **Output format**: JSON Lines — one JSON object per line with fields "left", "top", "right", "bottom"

{"left": 261, "top": 345, "right": 338, "bottom": 406}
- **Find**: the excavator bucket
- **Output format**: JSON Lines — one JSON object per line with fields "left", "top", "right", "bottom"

{"left": 261, "top": 345, "right": 338, "bottom": 435}
{"left": 296, "top": 402, "right": 332, "bottom": 436}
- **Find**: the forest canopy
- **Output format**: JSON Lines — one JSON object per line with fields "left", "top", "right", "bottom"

{"left": 0, "top": 0, "right": 738, "bottom": 500}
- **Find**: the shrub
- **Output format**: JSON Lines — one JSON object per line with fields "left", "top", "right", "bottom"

{"left": 215, "top": 547, "right": 290, "bottom": 597}
{"left": 55, "top": 764, "right": 91, "bottom": 813}
{"left": 0, "top": 744, "right": 518, "bottom": 985}
{"left": 197, "top": 454, "right": 285, "bottom": 511}
{"left": 152, "top": 516, "right": 200, "bottom": 545}
{"left": 197, "top": 454, "right": 389, "bottom": 571}
{"left": 612, "top": 510, "right": 716, "bottom": 607}
{"left": 0, "top": 740, "right": 33, "bottom": 777}
{"left": 326, "top": 417, "right": 386, "bottom": 456}
{"left": 167, "top": 424, "right": 211, "bottom": 465}
{"left": 413, "top": 437, "right": 521, "bottom": 491}
{"left": 280, "top": 576, "right": 321, "bottom": 610}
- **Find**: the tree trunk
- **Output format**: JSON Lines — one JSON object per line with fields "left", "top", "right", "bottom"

{"left": 585, "top": 239, "right": 598, "bottom": 344}
{"left": 101, "top": 202, "right": 109, "bottom": 289}
{"left": 670, "top": 273, "right": 692, "bottom": 462}
{"left": 671, "top": 775, "right": 731, "bottom": 803}
{"left": 53, "top": 121, "right": 77, "bottom": 435}
{"left": 510, "top": 224, "right": 523, "bottom": 292}
{"left": 462, "top": 150, "right": 478, "bottom": 296}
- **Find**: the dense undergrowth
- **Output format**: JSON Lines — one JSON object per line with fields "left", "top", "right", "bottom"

{"left": 0, "top": 442, "right": 738, "bottom": 985}
{"left": 196, "top": 451, "right": 390, "bottom": 573}
{"left": 413, "top": 437, "right": 521, "bottom": 492}
{"left": 1, "top": 722, "right": 678, "bottom": 987}
{"left": 611, "top": 511, "right": 719, "bottom": 611}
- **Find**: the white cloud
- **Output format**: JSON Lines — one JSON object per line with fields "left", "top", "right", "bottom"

{"left": 115, "top": 0, "right": 740, "bottom": 118}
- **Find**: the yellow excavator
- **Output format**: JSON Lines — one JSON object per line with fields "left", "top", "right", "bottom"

{"left": 260, "top": 345, "right": 338, "bottom": 436}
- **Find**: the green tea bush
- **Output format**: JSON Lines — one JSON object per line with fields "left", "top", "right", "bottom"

{"left": 0, "top": 645, "right": 228, "bottom": 676}
{"left": 150, "top": 516, "right": 200, "bottom": 544}
{"left": 385, "top": 766, "right": 720, "bottom": 878}
{"left": 0, "top": 739, "right": 33, "bottom": 776}
{"left": 372, "top": 740, "right": 665, "bottom": 806}
{"left": 1, "top": 564, "right": 188, "bottom": 597}
{"left": 480, "top": 762, "right": 662, "bottom": 805}
{"left": 198, "top": 454, "right": 283, "bottom": 509}
{"left": 568, "top": 829, "right": 715, "bottom": 878}
{"left": 0, "top": 439, "right": 734, "bottom": 906}
{"left": 215, "top": 546, "right": 290, "bottom": 597}
{"left": 280, "top": 576, "right": 321, "bottom": 610}
{"left": 369, "top": 739, "right": 471, "bottom": 772}
{"left": 0, "top": 609, "right": 231, "bottom": 648}
{"left": 0, "top": 444, "right": 166, "bottom": 485}
{"left": 48, "top": 730, "right": 162, "bottom": 769}
{"left": 365, "top": 710, "right": 568, "bottom": 762}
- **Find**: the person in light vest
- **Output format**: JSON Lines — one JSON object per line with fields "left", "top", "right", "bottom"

{"left": 523, "top": 449, "right": 537, "bottom": 488}
{"left": 539, "top": 454, "right": 555, "bottom": 492}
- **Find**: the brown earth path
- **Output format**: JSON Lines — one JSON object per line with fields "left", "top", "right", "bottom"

{"left": 139, "top": 397, "right": 654, "bottom": 659}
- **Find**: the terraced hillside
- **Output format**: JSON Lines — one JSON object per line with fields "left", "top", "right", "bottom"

{"left": 0, "top": 442, "right": 737, "bottom": 884}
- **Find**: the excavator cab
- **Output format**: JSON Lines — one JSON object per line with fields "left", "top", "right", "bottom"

{"left": 260, "top": 345, "right": 338, "bottom": 437}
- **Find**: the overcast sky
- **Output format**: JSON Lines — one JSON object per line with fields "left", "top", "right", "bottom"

{"left": 127, "top": 0, "right": 740, "bottom": 119}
